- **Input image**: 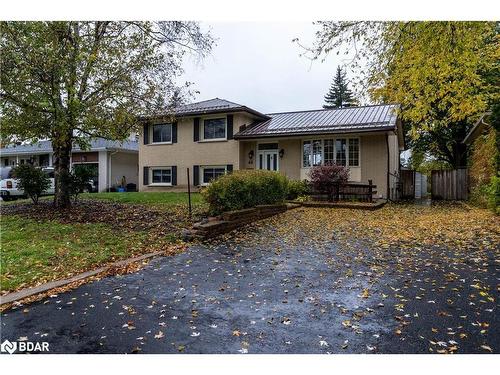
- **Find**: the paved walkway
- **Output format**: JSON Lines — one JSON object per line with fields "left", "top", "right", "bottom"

{"left": 1, "top": 207, "right": 498, "bottom": 353}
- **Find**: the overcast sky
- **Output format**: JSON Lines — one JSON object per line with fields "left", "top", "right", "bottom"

{"left": 180, "top": 22, "right": 348, "bottom": 114}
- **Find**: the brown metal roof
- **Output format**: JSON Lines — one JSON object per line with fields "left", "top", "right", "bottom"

{"left": 234, "top": 104, "right": 399, "bottom": 139}
{"left": 142, "top": 98, "right": 269, "bottom": 121}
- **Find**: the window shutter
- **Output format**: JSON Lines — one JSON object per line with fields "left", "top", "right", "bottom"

{"left": 227, "top": 115, "right": 234, "bottom": 140}
{"left": 172, "top": 122, "right": 178, "bottom": 143}
{"left": 143, "top": 166, "right": 149, "bottom": 185}
{"left": 143, "top": 124, "right": 149, "bottom": 145}
{"left": 193, "top": 165, "right": 199, "bottom": 186}
{"left": 193, "top": 118, "right": 200, "bottom": 142}
{"left": 171, "top": 166, "right": 177, "bottom": 185}
{"left": 226, "top": 164, "right": 233, "bottom": 174}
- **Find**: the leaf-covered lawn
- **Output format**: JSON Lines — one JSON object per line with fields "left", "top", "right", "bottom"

{"left": 1, "top": 216, "right": 147, "bottom": 292}
{"left": 1, "top": 195, "right": 207, "bottom": 293}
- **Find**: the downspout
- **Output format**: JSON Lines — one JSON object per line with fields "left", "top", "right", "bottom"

{"left": 386, "top": 133, "right": 390, "bottom": 200}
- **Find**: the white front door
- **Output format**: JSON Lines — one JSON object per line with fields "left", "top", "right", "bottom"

{"left": 258, "top": 150, "right": 278, "bottom": 171}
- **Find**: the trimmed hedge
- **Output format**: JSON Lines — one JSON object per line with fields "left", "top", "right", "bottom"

{"left": 287, "top": 179, "right": 310, "bottom": 200}
{"left": 201, "top": 170, "right": 289, "bottom": 215}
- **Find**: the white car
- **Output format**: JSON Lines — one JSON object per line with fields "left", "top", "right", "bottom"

{"left": 0, "top": 166, "right": 55, "bottom": 201}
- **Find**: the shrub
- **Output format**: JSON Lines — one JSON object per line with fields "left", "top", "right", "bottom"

{"left": 12, "top": 164, "right": 51, "bottom": 204}
{"left": 201, "top": 170, "right": 289, "bottom": 215}
{"left": 486, "top": 174, "right": 500, "bottom": 214}
{"left": 68, "top": 165, "right": 95, "bottom": 202}
{"left": 308, "top": 164, "right": 349, "bottom": 201}
{"left": 287, "top": 179, "right": 310, "bottom": 200}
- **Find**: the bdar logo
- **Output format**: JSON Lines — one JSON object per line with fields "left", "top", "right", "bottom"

{"left": 1, "top": 340, "right": 17, "bottom": 354}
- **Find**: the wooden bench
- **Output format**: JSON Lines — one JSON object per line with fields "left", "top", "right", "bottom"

{"left": 310, "top": 180, "right": 377, "bottom": 202}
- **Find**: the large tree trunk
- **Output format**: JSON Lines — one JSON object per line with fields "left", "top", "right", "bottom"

{"left": 53, "top": 134, "right": 73, "bottom": 208}
{"left": 452, "top": 142, "right": 468, "bottom": 168}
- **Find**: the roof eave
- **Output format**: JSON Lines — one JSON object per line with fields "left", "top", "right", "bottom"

{"left": 234, "top": 125, "right": 397, "bottom": 140}
{"left": 463, "top": 112, "right": 492, "bottom": 145}
{"left": 140, "top": 106, "right": 270, "bottom": 123}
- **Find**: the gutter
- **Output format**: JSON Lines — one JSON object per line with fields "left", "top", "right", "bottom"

{"left": 140, "top": 107, "right": 270, "bottom": 123}
{"left": 463, "top": 112, "right": 493, "bottom": 145}
{"left": 386, "top": 133, "right": 390, "bottom": 200}
{"left": 234, "top": 126, "right": 397, "bottom": 140}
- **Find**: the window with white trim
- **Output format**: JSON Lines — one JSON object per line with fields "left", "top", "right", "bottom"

{"left": 348, "top": 138, "right": 360, "bottom": 167}
{"left": 201, "top": 166, "right": 227, "bottom": 185}
{"left": 335, "top": 139, "right": 347, "bottom": 166}
{"left": 324, "top": 139, "right": 334, "bottom": 164}
{"left": 151, "top": 167, "right": 172, "bottom": 184}
{"left": 203, "top": 118, "right": 226, "bottom": 140}
{"left": 152, "top": 124, "right": 172, "bottom": 143}
{"left": 303, "top": 140, "right": 312, "bottom": 167}
{"left": 302, "top": 138, "right": 359, "bottom": 168}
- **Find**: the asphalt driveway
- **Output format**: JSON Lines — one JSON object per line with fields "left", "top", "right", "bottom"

{"left": 1, "top": 205, "right": 499, "bottom": 353}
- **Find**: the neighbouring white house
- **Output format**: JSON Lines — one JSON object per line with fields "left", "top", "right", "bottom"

{"left": 0, "top": 138, "right": 139, "bottom": 192}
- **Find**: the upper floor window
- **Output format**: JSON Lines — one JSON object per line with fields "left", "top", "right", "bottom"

{"left": 203, "top": 118, "right": 226, "bottom": 140}
{"left": 152, "top": 123, "right": 172, "bottom": 143}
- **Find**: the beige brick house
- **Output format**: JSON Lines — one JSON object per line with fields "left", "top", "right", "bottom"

{"left": 139, "top": 98, "right": 404, "bottom": 199}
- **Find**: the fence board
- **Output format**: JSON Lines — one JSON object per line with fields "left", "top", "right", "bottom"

{"left": 431, "top": 168, "right": 468, "bottom": 200}
{"left": 401, "top": 170, "right": 415, "bottom": 199}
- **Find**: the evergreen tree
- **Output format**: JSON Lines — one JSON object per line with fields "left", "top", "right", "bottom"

{"left": 323, "top": 66, "right": 356, "bottom": 109}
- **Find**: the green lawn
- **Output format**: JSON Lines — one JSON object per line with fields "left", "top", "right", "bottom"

{"left": 2, "top": 191, "right": 204, "bottom": 207}
{"left": 80, "top": 191, "right": 203, "bottom": 206}
{"left": 1, "top": 215, "right": 148, "bottom": 292}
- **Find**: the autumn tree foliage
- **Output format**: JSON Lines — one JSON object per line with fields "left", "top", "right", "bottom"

{"left": 308, "top": 164, "right": 349, "bottom": 201}
{"left": 0, "top": 21, "right": 214, "bottom": 207}
{"left": 323, "top": 66, "right": 357, "bottom": 109}
{"left": 304, "top": 21, "right": 499, "bottom": 168}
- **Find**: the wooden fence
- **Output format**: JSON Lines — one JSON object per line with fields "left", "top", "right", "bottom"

{"left": 400, "top": 169, "right": 415, "bottom": 199}
{"left": 431, "top": 168, "right": 468, "bottom": 200}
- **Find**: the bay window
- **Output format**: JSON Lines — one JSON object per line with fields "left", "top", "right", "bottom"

{"left": 302, "top": 138, "right": 359, "bottom": 168}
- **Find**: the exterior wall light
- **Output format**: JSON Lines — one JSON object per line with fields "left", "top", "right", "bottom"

{"left": 279, "top": 149, "right": 285, "bottom": 158}
{"left": 248, "top": 150, "right": 254, "bottom": 160}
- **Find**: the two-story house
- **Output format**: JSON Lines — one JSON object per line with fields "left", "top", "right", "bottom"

{"left": 139, "top": 98, "right": 404, "bottom": 199}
